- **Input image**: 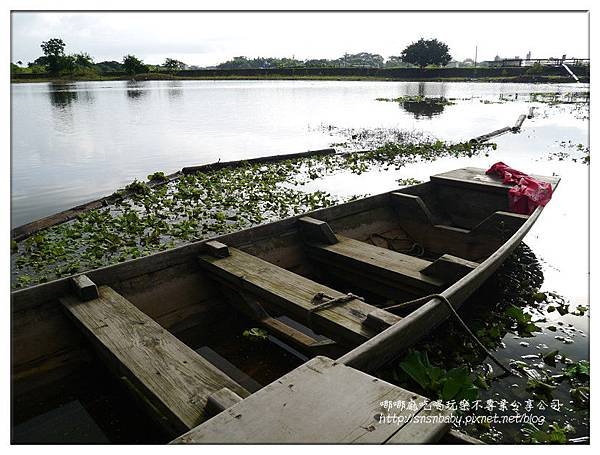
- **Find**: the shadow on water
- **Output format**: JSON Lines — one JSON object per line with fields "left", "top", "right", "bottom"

{"left": 401, "top": 100, "right": 446, "bottom": 118}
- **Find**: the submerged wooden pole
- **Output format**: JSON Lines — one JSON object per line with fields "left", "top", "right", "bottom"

{"left": 469, "top": 126, "right": 512, "bottom": 143}
{"left": 12, "top": 148, "right": 337, "bottom": 241}
{"left": 512, "top": 114, "right": 526, "bottom": 132}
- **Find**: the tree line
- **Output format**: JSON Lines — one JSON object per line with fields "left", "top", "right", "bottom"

{"left": 11, "top": 37, "right": 452, "bottom": 76}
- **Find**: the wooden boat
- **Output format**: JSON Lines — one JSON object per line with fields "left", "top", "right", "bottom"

{"left": 11, "top": 167, "right": 559, "bottom": 444}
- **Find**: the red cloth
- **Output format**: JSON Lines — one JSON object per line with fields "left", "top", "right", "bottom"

{"left": 485, "top": 162, "right": 553, "bottom": 215}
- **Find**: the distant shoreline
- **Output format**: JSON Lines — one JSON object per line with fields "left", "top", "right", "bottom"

{"left": 11, "top": 65, "right": 589, "bottom": 84}
{"left": 10, "top": 74, "right": 588, "bottom": 84}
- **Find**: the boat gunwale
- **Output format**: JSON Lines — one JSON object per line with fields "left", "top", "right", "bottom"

{"left": 337, "top": 187, "right": 557, "bottom": 372}
{"left": 10, "top": 190, "right": 394, "bottom": 312}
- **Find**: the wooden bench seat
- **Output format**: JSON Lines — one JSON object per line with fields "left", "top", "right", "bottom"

{"left": 306, "top": 234, "right": 445, "bottom": 297}
{"left": 61, "top": 285, "right": 249, "bottom": 436}
{"left": 198, "top": 247, "right": 401, "bottom": 347}
{"left": 171, "top": 356, "right": 451, "bottom": 444}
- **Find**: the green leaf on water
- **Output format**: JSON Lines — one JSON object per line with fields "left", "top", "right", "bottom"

{"left": 563, "top": 360, "right": 589, "bottom": 381}
{"left": 242, "top": 327, "right": 269, "bottom": 342}
{"left": 543, "top": 350, "right": 560, "bottom": 367}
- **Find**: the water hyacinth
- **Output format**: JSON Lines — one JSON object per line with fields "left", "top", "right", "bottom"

{"left": 11, "top": 137, "right": 495, "bottom": 288}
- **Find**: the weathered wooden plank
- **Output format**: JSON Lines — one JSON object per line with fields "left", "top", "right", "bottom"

{"left": 364, "top": 308, "right": 403, "bottom": 332}
{"left": 470, "top": 211, "right": 529, "bottom": 237}
{"left": 215, "top": 280, "right": 339, "bottom": 355}
{"left": 11, "top": 191, "right": 389, "bottom": 313}
{"left": 198, "top": 248, "right": 401, "bottom": 346}
{"left": 181, "top": 148, "right": 336, "bottom": 175}
{"left": 391, "top": 189, "right": 529, "bottom": 261}
{"left": 206, "top": 388, "right": 243, "bottom": 416}
{"left": 390, "top": 192, "right": 440, "bottom": 225}
{"left": 385, "top": 403, "right": 451, "bottom": 444}
{"left": 431, "top": 167, "right": 560, "bottom": 194}
{"left": 70, "top": 275, "right": 98, "bottom": 301}
{"left": 421, "top": 254, "right": 479, "bottom": 284}
{"left": 442, "top": 429, "right": 485, "bottom": 444}
{"left": 60, "top": 286, "right": 249, "bottom": 435}
{"left": 338, "top": 203, "right": 548, "bottom": 373}
{"left": 205, "top": 240, "right": 229, "bottom": 258}
{"left": 305, "top": 234, "right": 443, "bottom": 295}
{"left": 298, "top": 216, "right": 338, "bottom": 244}
{"left": 171, "top": 356, "right": 450, "bottom": 444}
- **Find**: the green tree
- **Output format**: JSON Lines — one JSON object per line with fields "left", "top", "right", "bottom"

{"left": 123, "top": 55, "right": 148, "bottom": 76}
{"left": 94, "top": 60, "right": 123, "bottom": 73}
{"left": 163, "top": 58, "right": 185, "bottom": 73}
{"left": 400, "top": 38, "right": 452, "bottom": 69}
{"left": 336, "top": 52, "right": 384, "bottom": 68}
{"left": 73, "top": 52, "right": 94, "bottom": 68}
{"left": 40, "top": 38, "right": 67, "bottom": 74}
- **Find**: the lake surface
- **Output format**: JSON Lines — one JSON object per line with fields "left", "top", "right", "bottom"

{"left": 11, "top": 79, "right": 589, "bottom": 442}
{"left": 10, "top": 80, "right": 586, "bottom": 226}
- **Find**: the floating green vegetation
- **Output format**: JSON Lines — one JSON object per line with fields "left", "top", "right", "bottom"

{"left": 12, "top": 136, "right": 494, "bottom": 289}
{"left": 147, "top": 171, "right": 168, "bottom": 183}
{"left": 396, "top": 350, "right": 479, "bottom": 402}
{"left": 529, "top": 91, "right": 589, "bottom": 106}
{"left": 522, "top": 422, "right": 576, "bottom": 444}
{"left": 530, "top": 91, "right": 589, "bottom": 120}
{"left": 376, "top": 243, "right": 589, "bottom": 444}
{"left": 547, "top": 141, "right": 590, "bottom": 165}
{"left": 396, "top": 177, "right": 423, "bottom": 186}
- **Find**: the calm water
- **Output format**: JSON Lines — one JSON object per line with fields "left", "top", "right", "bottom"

{"left": 10, "top": 80, "right": 586, "bottom": 227}
{"left": 11, "top": 79, "right": 589, "bottom": 442}
{"left": 11, "top": 78, "right": 588, "bottom": 329}
{"left": 11, "top": 79, "right": 589, "bottom": 303}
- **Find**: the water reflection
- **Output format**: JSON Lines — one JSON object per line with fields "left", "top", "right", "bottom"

{"left": 48, "top": 84, "right": 78, "bottom": 108}
{"left": 401, "top": 99, "right": 446, "bottom": 118}
{"left": 166, "top": 81, "right": 183, "bottom": 100}
{"left": 126, "top": 81, "right": 146, "bottom": 100}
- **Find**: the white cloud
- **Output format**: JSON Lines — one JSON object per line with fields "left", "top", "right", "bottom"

{"left": 11, "top": 11, "right": 589, "bottom": 66}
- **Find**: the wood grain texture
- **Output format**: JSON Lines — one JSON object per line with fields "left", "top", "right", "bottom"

{"left": 421, "top": 254, "right": 479, "bottom": 285}
{"left": 60, "top": 286, "right": 249, "bottom": 435}
{"left": 306, "top": 234, "right": 443, "bottom": 294}
{"left": 71, "top": 275, "right": 99, "bottom": 301}
{"left": 206, "top": 388, "right": 244, "bottom": 416}
{"left": 298, "top": 216, "right": 338, "bottom": 244}
{"left": 198, "top": 248, "right": 401, "bottom": 346}
{"left": 338, "top": 199, "right": 550, "bottom": 373}
{"left": 171, "top": 356, "right": 450, "bottom": 444}
{"left": 431, "top": 167, "right": 560, "bottom": 194}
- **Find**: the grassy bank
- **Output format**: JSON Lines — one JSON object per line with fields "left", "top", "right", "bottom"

{"left": 11, "top": 67, "right": 589, "bottom": 83}
{"left": 11, "top": 73, "right": 587, "bottom": 84}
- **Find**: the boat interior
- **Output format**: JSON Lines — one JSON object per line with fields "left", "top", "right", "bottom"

{"left": 11, "top": 168, "right": 552, "bottom": 443}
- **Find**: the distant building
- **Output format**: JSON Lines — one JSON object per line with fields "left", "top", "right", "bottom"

{"left": 526, "top": 51, "right": 532, "bottom": 60}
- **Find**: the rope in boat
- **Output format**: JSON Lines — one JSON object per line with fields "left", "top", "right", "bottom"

{"left": 308, "top": 292, "right": 364, "bottom": 329}
{"left": 380, "top": 294, "right": 514, "bottom": 376}
{"left": 368, "top": 232, "right": 425, "bottom": 257}
{"left": 307, "top": 291, "right": 514, "bottom": 376}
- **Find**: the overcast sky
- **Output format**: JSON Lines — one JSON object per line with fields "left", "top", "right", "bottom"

{"left": 11, "top": 11, "right": 589, "bottom": 66}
